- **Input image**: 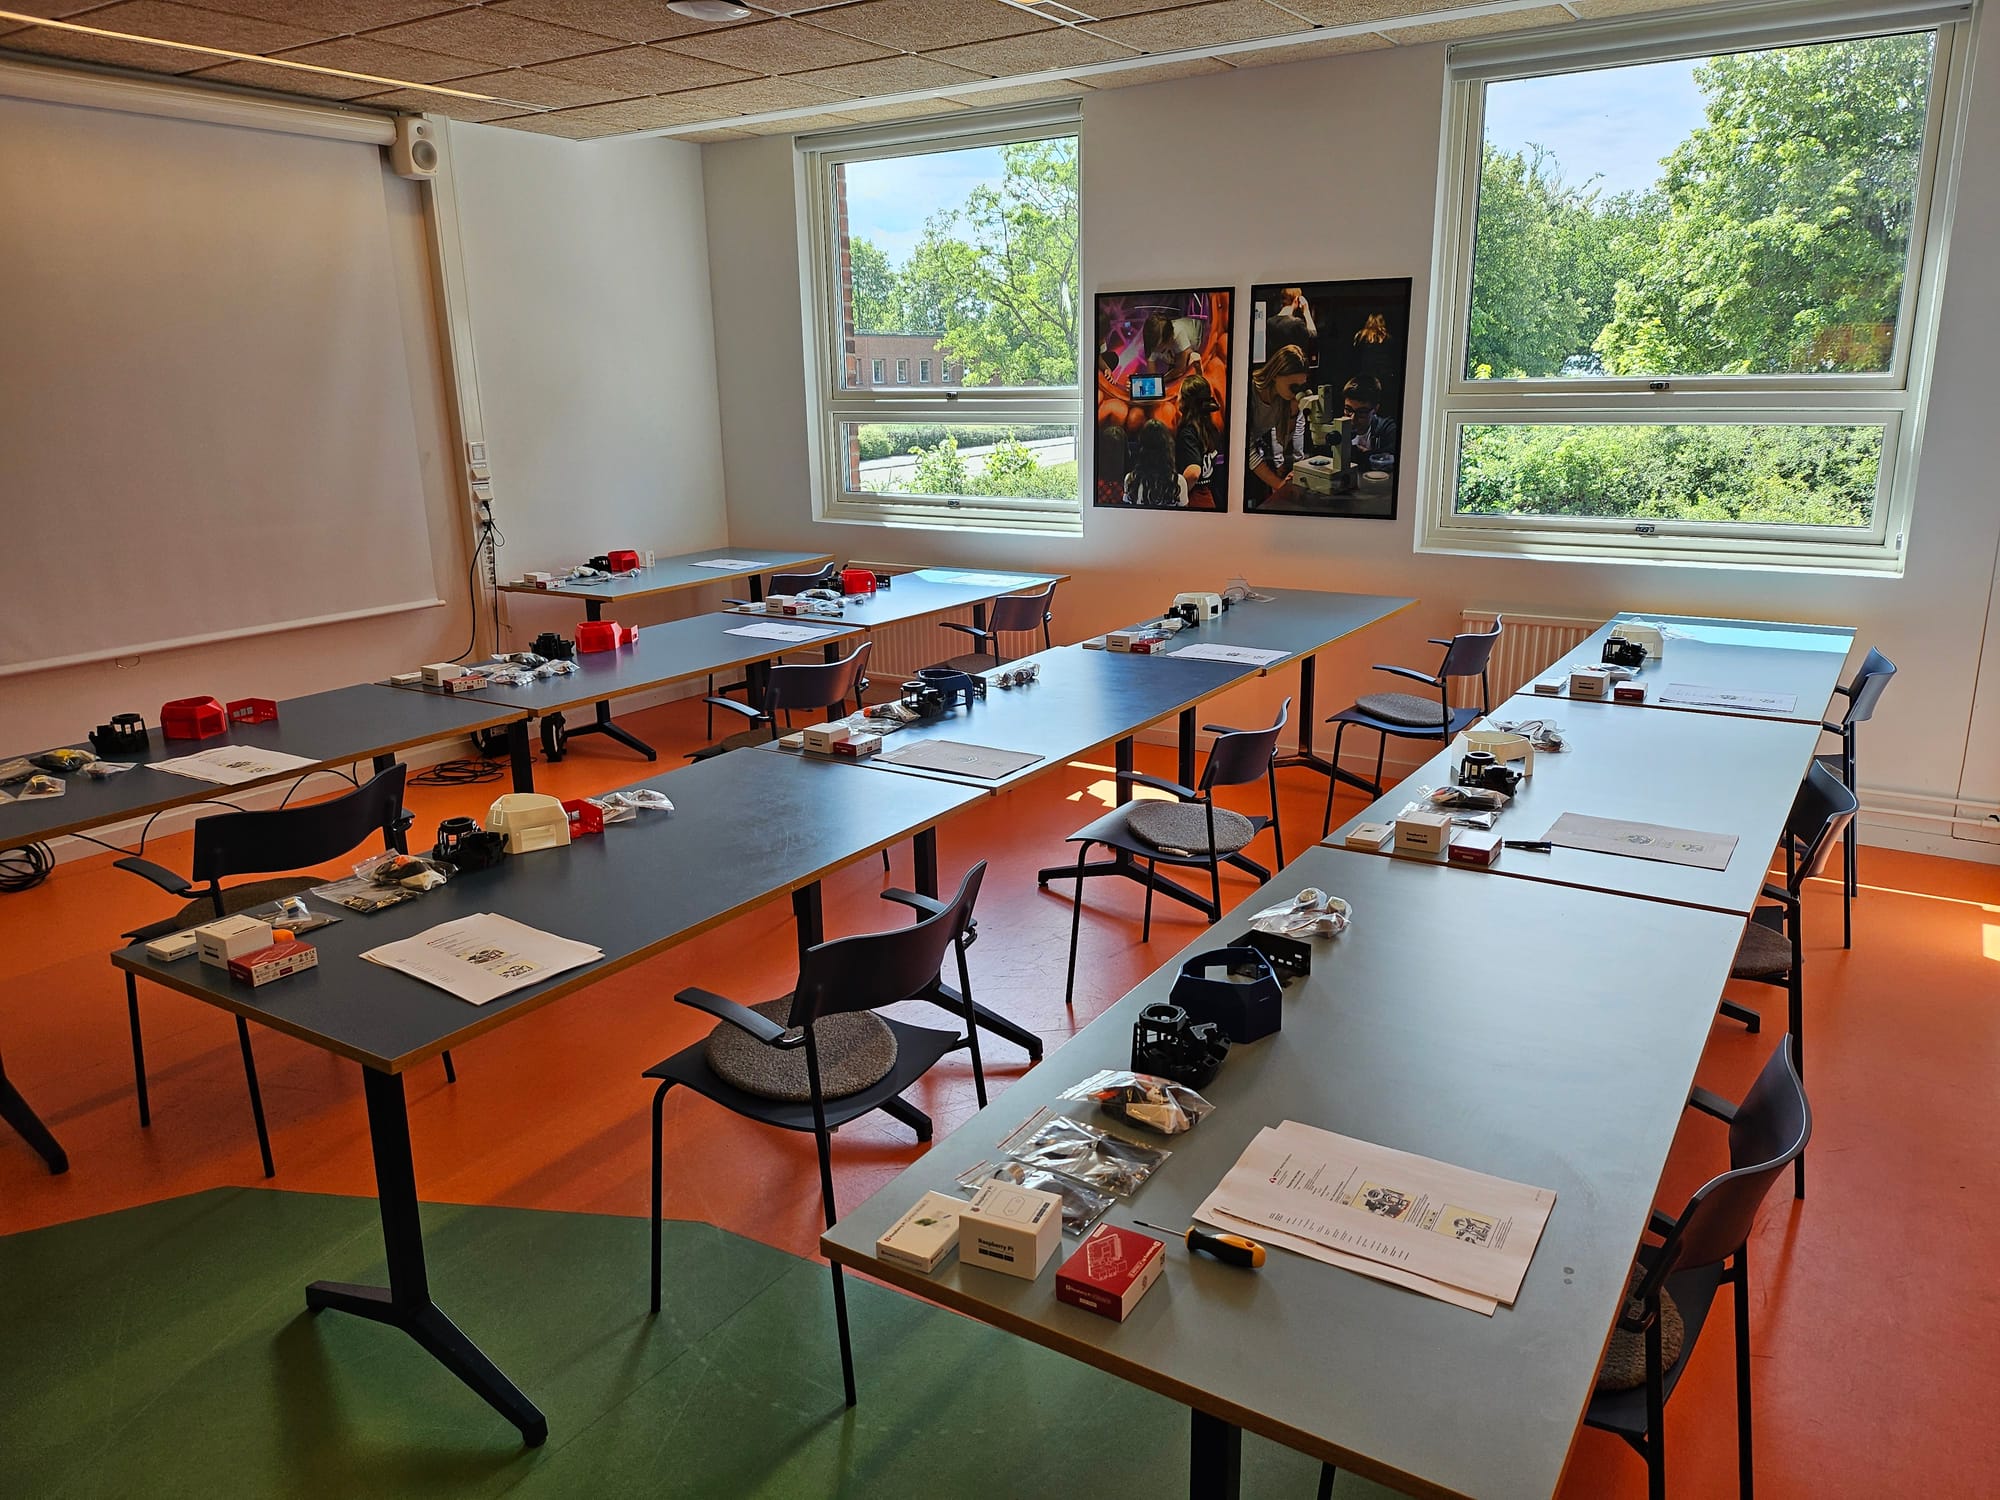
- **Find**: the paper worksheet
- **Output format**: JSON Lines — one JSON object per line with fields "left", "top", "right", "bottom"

{"left": 1655, "top": 683, "right": 1798, "bottom": 714}
{"left": 1544, "top": 812, "right": 1737, "bottom": 870}
{"left": 875, "top": 740, "right": 1043, "bottom": 779}
{"left": 725, "top": 621, "right": 844, "bottom": 642}
{"left": 1194, "top": 1121, "right": 1556, "bottom": 1307}
{"left": 1170, "top": 643, "right": 1288, "bottom": 667}
{"left": 914, "top": 569, "right": 1040, "bottom": 587}
{"left": 691, "top": 558, "right": 760, "bottom": 570}
{"left": 147, "top": 745, "right": 323, "bottom": 786}
{"left": 361, "top": 913, "right": 602, "bottom": 1006}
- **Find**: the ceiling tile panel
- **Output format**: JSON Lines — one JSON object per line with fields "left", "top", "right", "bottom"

{"left": 52, "top": 0, "right": 326, "bottom": 53}
{"left": 351, "top": 85, "right": 521, "bottom": 119}
{"left": 667, "top": 17, "right": 893, "bottom": 72}
{"left": 808, "top": 0, "right": 1054, "bottom": 51}
{"left": 669, "top": 73, "right": 853, "bottom": 115}
{"left": 488, "top": 0, "right": 749, "bottom": 44}
{"left": 925, "top": 25, "right": 1138, "bottom": 75}
{"left": 833, "top": 96, "right": 972, "bottom": 121}
{"left": 1085, "top": 54, "right": 1232, "bottom": 87}
{"left": 0, "top": 25, "right": 209, "bottom": 72}
{"left": 182, "top": 57, "right": 384, "bottom": 96}
{"left": 1278, "top": 0, "right": 1495, "bottom": 24}
{"left": 195, "top": 1, "right": 460, "bottom": 31}
{"left": 364, "top": 8, "right": 613, "bottom": 66}
{"left": 269, "top": 34, "right": 487, "bottom": 83}
{"left": 792, "top": 53, "right": 987, "bottom": 93}
{"left": 1083, "top": 0, "right": 1307, "bottom": 53}
{"left": 500, "top": 92, "right": 725, "bottom": 131}
{"left": 1230, "top": 29, "right": 1390, "bottom": 65}
{"left": 441, "top": 66, "right": 629, "bottom": 107}
{"left": 535, "top": 44, "right": 755, "bottom": 93}
{"left": 938, "top": 77, "right": 1090, "bottom": 107}
{"left": 1385, "top": 5, "right": 1573, "bottom": 44}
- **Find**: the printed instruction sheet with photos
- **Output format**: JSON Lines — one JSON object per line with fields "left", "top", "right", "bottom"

{"left": 362, "top": 913, "right": 603, "bottom": 1006}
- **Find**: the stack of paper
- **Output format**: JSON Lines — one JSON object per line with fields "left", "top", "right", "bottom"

{"left": 1656, "top": 683, "right": 1797, "bottom": 714}
{"left": 149, "top": 746, "right": 323, "bottom": 786}
{"left": 726, "top": 621, "right": 843, "bottom": 642}
{"left": 1169, "top": 643, "right": 1288, "bottom": 667}
{"left": 362, "top": 913, "right": 602, "bottom": 1006}
{"left": 1194, "top": 1121, "right": 1556, "bottom": 1315}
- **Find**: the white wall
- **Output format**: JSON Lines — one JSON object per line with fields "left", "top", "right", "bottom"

{"left": 703, "top": 33, "right": 2000, "bottom": 855}
{"left": 447, "top": 120, "right": 731, "bottom": 641}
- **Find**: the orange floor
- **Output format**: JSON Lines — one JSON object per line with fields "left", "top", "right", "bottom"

{"left": 3, "top": 694, "right": 1997, "bottom": 1497}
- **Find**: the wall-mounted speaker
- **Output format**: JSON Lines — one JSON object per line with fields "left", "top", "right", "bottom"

{"left": 389, "top": 116, "right": 439, "bottom": 180}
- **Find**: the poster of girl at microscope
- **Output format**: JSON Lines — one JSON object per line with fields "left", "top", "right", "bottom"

{"left": 1242, "top": 278, "right": 1410, "bottom": 518}
{"left": 1093, "top": 288, "right": 1232, "bottom": 511}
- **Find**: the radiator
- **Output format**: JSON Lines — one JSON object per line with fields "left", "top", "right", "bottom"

{"left": 845, "top": 559, "right": 981, "bottom": 677}
{"left": 1455, "top": 610, "right": 1600, "bottom": 705}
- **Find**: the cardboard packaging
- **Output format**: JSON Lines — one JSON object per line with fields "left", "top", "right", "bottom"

{"left": 834, "top": 732, "right": 881, "bottom": 758}
{"left": 1396, "top": 809, "right": 1453, "bottom": 854}
{"left": 1613, "top": 680, "right": 1647, "bottom": 704}
{"left": 1343, "top": 821, "right": 1395, "bottom": 852}
{"left": 228, "top": 939, "right": 318, "bottom": 987}
{"left": 194, "top": 914, "right": 274, "bottom": 968}
{"left": 801, "top": 723, "right": 851, "bottom": 753}
{"left": 1569, "top": 667, "right": 1612, "bottom": 699}
{"left": 1056, "top": 1224, "right": 1166, "bottom": 1322}
{"left": 144, "top": 930, "right": 199, "bottom": 962}
{"left": 959, "top": 1181, "right": 1064, "bottom": 1280}
{"left": 875, "top": 1190, "right": 967, "bottom": 1275}
{"left": 1447, "top": 829, "right": 1504, "bottom": 867}
{"left": 1532, "top": 678, "right": 1564, "bottom": 695}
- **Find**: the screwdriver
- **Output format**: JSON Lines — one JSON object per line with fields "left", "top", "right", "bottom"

{"left": 1133, "top": 1220, "right": 1267, "bottom": 1269}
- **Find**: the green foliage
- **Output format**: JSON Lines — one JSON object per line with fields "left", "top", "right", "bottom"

{"left": 863, "top": 430, "right": 1078, "bottom": 503}
{"left": 848, "top": 237, "right": 900, "bottom": 332}
{"left": 1456, "top": 424, "right": 1881, "bottom": 526}
{"left": 853, "top": 423, "right": 1069, "bottom": 463}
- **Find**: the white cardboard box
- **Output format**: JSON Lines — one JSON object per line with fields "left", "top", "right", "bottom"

{"left": 801, "top": 722, "right": 851, "bottom": 752}
{"left": 875, "top": 1190, "right": 967, "bottom": 1275}
{"left": 194, "top": 914, "right": 273, "bottom": 968}
{"left": 1395, "top": 809, "right": 1453, "bottom": 855}
{"left": 959, "top": 1181, "right": 1064, "bottom": 1280}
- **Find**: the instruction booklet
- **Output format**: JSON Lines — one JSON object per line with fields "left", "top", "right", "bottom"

{"left": 361, "top": 913, "right": 602, "bottom": 1006}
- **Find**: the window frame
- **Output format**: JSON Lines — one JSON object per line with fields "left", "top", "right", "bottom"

{"left": 919, "top": 357, "right": 932, "bottom": 384}
{"left": 895, "top": 358, "right": 908, "bottom": 384}
{"left": 800, "top": 104, "right": 1083, "bottom": 535}
{"left": 870, "top": 357, "right": 885, "bottom": 385}
{"left": 1415, "top": 0, "right": 1973, "bottom": 574}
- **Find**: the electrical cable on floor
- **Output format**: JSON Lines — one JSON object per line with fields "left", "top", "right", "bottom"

{"left": 0, "top": 841, "right": 54, "bottom": 892}
{"left": 412, "top": 758, "right": 506, "bottom": 787}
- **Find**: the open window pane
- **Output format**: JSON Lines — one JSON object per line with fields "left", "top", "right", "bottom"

{"left": 1454, "top": 422, "right": 1883, "bottom": 527}
{"left": 834, "top": 137, "right": 1078, "bottom": 391}
{"left": 1468, "top": 31, "right": 1936, "bottom": 381}
{"left": 840, "top": 422, "right": 1078, "bottom": 503}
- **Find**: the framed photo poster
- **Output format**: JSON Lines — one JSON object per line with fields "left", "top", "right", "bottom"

{"left": 1243, "top": 278, "right": 1411, "bottom": 519}
{"left": 1093, "top": 288, "right": 1233, "bottom": 511}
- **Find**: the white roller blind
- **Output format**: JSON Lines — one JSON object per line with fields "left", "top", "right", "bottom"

{"left": 0, "top": 86, "right": 441, "bottom": 677}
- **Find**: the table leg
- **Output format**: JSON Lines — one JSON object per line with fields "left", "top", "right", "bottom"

{"left": 1275, "top": 653, "right": 1375, "bottom": 796}
{"left": 0, "top": 1050, "right": 68, "bottom": 1175}
{"left": 748, "top": 576, "right": 766, "bottom": 605}
{"left": 565, "top": 600, "right": 656, "bottom": 760}
{"left": 1189, "top": 1409, "right": 1243, "bottom": 1500}
{"left": 911, "top": 827, "right": 1043, "bottom": 1062}
{"left": 507, "top": 721, "right": 535, "bottom": 793}
{"left": 1179, "top": 709, "right": 1197, "bottom": 789}
{"left": 305, "top": 1068, "right": 546, "bottom": 1446}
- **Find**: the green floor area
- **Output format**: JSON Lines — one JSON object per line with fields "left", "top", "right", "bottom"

{"left": 1, "top": 1190, "right": 1395, "bottom": 1498}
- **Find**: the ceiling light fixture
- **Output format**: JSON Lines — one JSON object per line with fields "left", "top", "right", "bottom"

{"left": 666, "top": 2, "right": 753, "bottom": 19}
{"left": 0, "top": 9, "right": 545, "bottom": 109}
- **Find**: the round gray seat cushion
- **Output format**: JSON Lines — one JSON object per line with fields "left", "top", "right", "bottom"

{"left": 1732, "top": 921, "right": 1792, "bottom": 978}
{"left": 1595, "top": 1275, "right": 1686, "bottom": 1392}
{"left": 1124, "top": 800, "right": 1256, "bottom": 855}
{"left": 704, "top": 998, "right": 898, "bottom": 1103}
{"left": 1355, "top": 691, "right": 1446, "bottom": 728}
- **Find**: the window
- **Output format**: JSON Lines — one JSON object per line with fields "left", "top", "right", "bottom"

{"left": 1419, "top": 2, "right": 1969, "bottom": 573}
{"left": 802, "top": 106, "right": 1082, "bottom": 533}
{"left": 871, "top": 358, "right": 885, "bottom": 385}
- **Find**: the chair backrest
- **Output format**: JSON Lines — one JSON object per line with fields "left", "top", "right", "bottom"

{"left": 1439, "top": 616, "right": 1504, "bottom": 681}
{"left": 1843, "top": 647, "right": 1897, "bottom": 726}
{"left": 1643, "top": 1039, "right": 1809, "bottom": 1286}
{"left": 986, "top": 582, "right": 1057, "bottom": 638}
{"left": 764, "top": 639, "right": 872, "bottom": 718}
{"left": 1200, "top": 698, "right": 1292, "bottom": 793}
{"left": 770, "top": 563, "right": 839, "bottom": 595}
{"left": 189, "top": 763, "right": 408, "bottom": 889}
{"left": 1784, "top": 761, "right": 1859, "bottom": 892}
{"left": 789, "top": 862, "right": 986, "bottom": 1027}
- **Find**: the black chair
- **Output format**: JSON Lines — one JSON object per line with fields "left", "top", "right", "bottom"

{"left": 643, "top": 863, "right": 988, "bottom": 1408}
{"left": 1816, "top": 647, "right": 1895, "bottom": 948}
{"left": 1060, "top": 701, "right": 1290, "bottom": 1009}
{"left": 1318, "top": 1040, "right": 1810, "bottom": 1500}
{"left": 1707, "top": 761, "right": 1854, "bottom": 1199}
{"left": 114, "top": 764, "right": 452, "bottom": 1178}
{"left": 694, "top": 639, "right": 873, "bottom": 757}
{"left": 1319, "top": 619, "right": 1505, "bottom": 837}
{"left": 710, "top": 563, "right": 843, "bottom": 734}
{"left": 935, "top": 581, "right": 1057, "bottom": 672}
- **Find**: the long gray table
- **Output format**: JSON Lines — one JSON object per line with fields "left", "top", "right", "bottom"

{"left": 110, "top": 749, "right": 983, "bottom": 1446}
{"left": 752, "top": 567, "right": 1068, "bottom": 640}
{"left": 1090, "top": 588, "right": 1418, "bottom": 791}
{"left": 496, "top": 546, "right": 834, "bottom": 613}
{"left": 824, "top": 844, "right": 1744, "bottom": 1500}
{"left": 1334, "top": 692, "right": 1824, "bottom": 916}
{"left": 1533, "top": 613, "right": 1854, "bottom": 725}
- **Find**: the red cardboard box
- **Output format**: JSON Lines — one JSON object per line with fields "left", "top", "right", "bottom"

{"left": 227, "top": 938, "right": 318, "bottom": 987}
{"left": 1055, "top": 1224, "right": 1165, "bottom": 1322}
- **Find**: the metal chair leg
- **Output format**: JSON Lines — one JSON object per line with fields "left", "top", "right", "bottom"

{"left": 649, "top": 1080, "right": 670, "bottom": 1314}
{"left": 1790, "top": 973, "right": 1806, "bottom": 1200}
{"left": 1317, "top": 1463, "right": 1338, "bottom": 1500}
{"left": 810, "top": 1119, "right": 857, "bottom": 1408}
{"left": 1734, "top": 1249, "right": 1754, "bottom": 1500}
{"left": 441, "top": 1050, "right": 457, "bottom": 1085}
{"left": 1321, "top": 722, "right": 1352, "bottom": 839}
{"left": 1645, "top": 1312, "right": 1667, "bottom": 1500}
{"left": 125, "top": 971, "right": 151, "bottom": 1128}
{"left": 235, "top": 1017, "right": 275, "bottom": 1179}
{"left": 1063, "top": 842, "right": 1092, "bottom": 1010}
{"left": 1268, "top": 767, "right": 1285, "bottom": 868}
{"left": 1141, "top": 858, "right": 1156, "bottom": 943}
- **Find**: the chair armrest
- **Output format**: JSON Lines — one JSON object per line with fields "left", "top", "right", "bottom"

{"left": 1427, "top": 637, "right": 1454, "bottom": 647}
{"left": 879, "top": 886, "right": 946, "bottom": 918}
{"left": 1117, "top": 769, "right": 1199, "bottom": 801}
{"left": 1760, "top": 882, "right": 1797, "bottom": 909}
{"left": 674, "top": 986, "right": 799, "bottom": 1047}
{"left": 1647, "top": 1207, "right": 1679, "bottom": 1239}
{"left": 1372, "top": 664, "right": 1443, "bottom": 689}
{"left": 121, "top": 917, "right": 185, "bottom": 944}
{"left": 722, "top": 596, "right": 754, "bottom": 607}
{"left": 1200, "top": 722, "right": 1245, "bottom": 736}
{"left": 114, "top": 856, "right": 194, "bottom": 897}
{"left": 1687, "top": 1085, "right": 1738, "bottom": 1123}
{"left": 701, "top": 696, "right": 767, "bottom": 723}
{"left": 937, "top": 622, "right": 993, "bottom": 642}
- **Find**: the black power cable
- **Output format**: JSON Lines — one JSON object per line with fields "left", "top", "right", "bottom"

{"left": 0, "top": 841, "right": 54, "bottom": 893}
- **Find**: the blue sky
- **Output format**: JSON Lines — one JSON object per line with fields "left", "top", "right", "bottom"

{"left": 1482, "top": 57, "right": 1706, "bottom": 197}
{"left": 846, "top": 144, "right": 1006, "bottom": 265}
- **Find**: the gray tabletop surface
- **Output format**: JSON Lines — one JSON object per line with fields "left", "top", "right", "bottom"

{"left": 1531, "top": 613, "right": 1854, "bottom": 724}
{"left": 1334, "top": 692, "right": 1824, "bottom": 915}
{"left": 497, "top": 547, "right": 836, "bottom": 606}
{"left": 110, "top": 750, "right": 981, "bottom": 1072}
{"left": 761, "top": 644, "right": 1258, "bottom": 793}
{"left": 759, "top": 569, "right": 1068, "bottom": 633}
{"left": 1091, "top": 588, "right": 1418, "bottom": 670}
{"left": 2, "top": 684, "right": 529, "bottom": 847}
{"left": 823, "top": 844, "right": 1743, "bottom": 1500}
{"left": 385, "top": 613, "right": 861, "bottom": 720}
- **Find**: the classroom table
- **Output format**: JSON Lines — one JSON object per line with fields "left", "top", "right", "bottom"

{"left": 1334, "top": 692, "right": 1825, "bottom": 917}
{"left": 387, "top": 612, "right": 861, "bottom": 764}
{"left": 1091, "top": 588, "right": 1419, "bottom": 793}
{"left": 498, "top": 548, "right": 837, "bottom": 758}
{"left": 110, "top": 749, "right": 983, "bottom": 1447}
{"left": 1534, "top": 613, "right": 1855, "bottom": 725}
{"left": 771, "top": 567, "right": 1069, "bottom": 642}
{"left": 824, "top": 844, "right": 1744, "bottom": 1500}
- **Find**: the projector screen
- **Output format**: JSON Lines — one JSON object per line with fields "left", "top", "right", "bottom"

{"left": 0, "top": 88, "right": 442, "bottom": 677}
